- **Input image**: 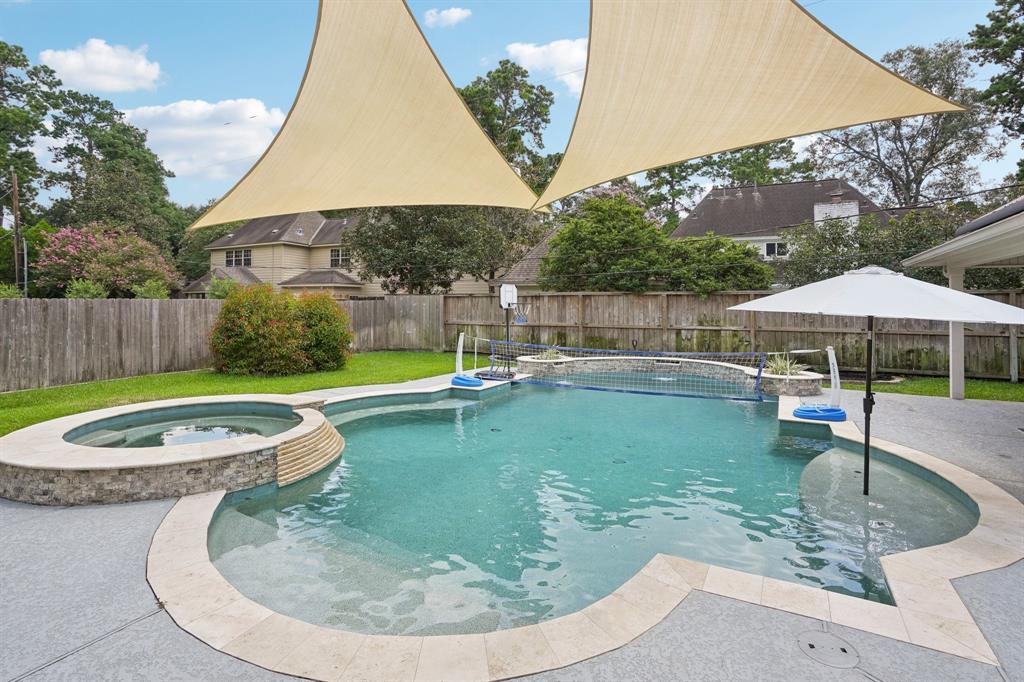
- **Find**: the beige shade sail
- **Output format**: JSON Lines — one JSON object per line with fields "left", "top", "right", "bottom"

{"left": 192, "top": 0, "right": 538, "bottom": 229}
{"left": 533, "top": 0, "right": 964, "bottom": 208}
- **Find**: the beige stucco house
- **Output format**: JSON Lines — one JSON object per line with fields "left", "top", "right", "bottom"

{"left": 182, "top": 212, "right": 491, "bottom": 299}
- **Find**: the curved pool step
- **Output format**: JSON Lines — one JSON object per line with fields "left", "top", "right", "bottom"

{"left": 276, "top": 419, "right": 345, "bottom": 487}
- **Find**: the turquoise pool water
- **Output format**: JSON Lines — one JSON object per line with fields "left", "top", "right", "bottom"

{"left": 209, "top": 386, "right": 976, "bottom": 636}
{"left": 65, "top": 402, "right": 300, "bottom": 448}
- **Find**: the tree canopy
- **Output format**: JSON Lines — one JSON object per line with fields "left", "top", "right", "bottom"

{"left": 0, "top": 40, "right": 59, "bottom": 218}
{"left": 344, "top": 205, "right": 542, "bottom": 294}
{"left": 459, "top": 59, "right": 560, "bottom": 193}
{"left": 540, "top": 195, "right": 773, "bottom": 295}
{"left": 968, "top": 0, "right": 1023, "bottom": 180}
{"left": 782, "top": 207, "right": 1024, "bottom": 290}
{"left": 808, "top": 41, "right": 1004, "bottom": 205}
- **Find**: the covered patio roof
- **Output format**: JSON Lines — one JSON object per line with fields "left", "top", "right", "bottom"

{"left": 903, "top": 197, "right": 1024, "bottom": 270}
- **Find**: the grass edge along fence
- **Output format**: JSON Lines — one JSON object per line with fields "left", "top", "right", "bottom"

{"left": 1, "top": 291, "right": 1021, "bottom": 392}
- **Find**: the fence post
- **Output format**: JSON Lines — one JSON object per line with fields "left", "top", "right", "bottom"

{"left": 748, "top": 309, "right": 757, "bottom": 352}
{"left": 1011, "top": 291, "right": 1019, "bottom": 383}
{"left": 437, "top": 295, "right": 446, "bottom": 351}
{"left": 577, "top": 293, "right": 585, "bottom": 346}
{"left": 661, "top": 293, "right": 669, "bottom": 351}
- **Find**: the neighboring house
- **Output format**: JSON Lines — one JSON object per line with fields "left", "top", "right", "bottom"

{"left": 670, "top": 178, "right": 895, "bottom": 259}
{"left": 182, "top": 212, "right": 491, "bottom": 298}
{"left": 498, "top": 179, "right": 894, "bottom": 291}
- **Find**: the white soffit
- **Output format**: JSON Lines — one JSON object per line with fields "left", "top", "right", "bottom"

{"left": 192, "top": 0, "right": 538, "bottom": 229}
{"left": 534, "top": 0, "right": 964, "bottom": 208}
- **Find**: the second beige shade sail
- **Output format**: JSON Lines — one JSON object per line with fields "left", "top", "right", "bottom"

{"left": 533, "top": 0, "right": 963, "bottom": 208}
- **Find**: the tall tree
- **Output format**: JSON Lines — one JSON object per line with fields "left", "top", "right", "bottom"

{"left": 459, "top": 59, "right": 559, "bottom": 192}
{"left": 644, "top": 161, "right": 705, "bottom": 229}
{"left": 968, "top": 0, "right": 1024, "bottom": 180}
{"left": 466, "top": 206, "right": 546, "bottom": 282}
{"left": 42, "top": 89, "right": 185, "bottom": 251}
{"left": 808, "top": 41, "right": 1003, "bottom": 205}
{"left": 345, "top": 205, "right": 540, "bottom": 294}
{"left": 0, "top": 41, "right": 59, "bottom": 218}
{"left": 702, "top": 140, "right": 814, "bottom": 187}
{"left": 539, "top": 195, "right": 668, "bottom": 293}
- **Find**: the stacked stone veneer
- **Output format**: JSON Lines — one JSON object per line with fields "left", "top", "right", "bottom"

{"left": 516, "top": 355, "right": 821, "bottom": 397}
{"left": 759, "top": 373, "right": 824, "bottom": 397}
{"left": 0, "top": 447, "right": 276, "bottom": 506}
{"left": 0, "top": 398, "right": 343, "bottom": 506}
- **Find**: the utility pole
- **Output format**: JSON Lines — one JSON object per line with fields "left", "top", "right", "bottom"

{"left": 10, "top": 169, "right": 21, "bottom": 292}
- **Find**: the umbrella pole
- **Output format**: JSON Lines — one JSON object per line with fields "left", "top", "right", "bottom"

{"left": 863, "top": 315, "right": 875, "bottom": 496}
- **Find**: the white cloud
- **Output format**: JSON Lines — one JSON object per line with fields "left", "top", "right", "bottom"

{"left": 423, "top": 7, "right": 471, "bottom": 28}
{"left": 40, "top": 38, "right": 161, "bottom": 92}
{"left": 506, "top": 38, "right": 587, "bottom": 95}
{"left": 122, "top": 99, "right": 285, "bottom": 181}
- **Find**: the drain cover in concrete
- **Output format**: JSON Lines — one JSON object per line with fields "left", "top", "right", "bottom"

{"left": 797, "top": 631, "right": 859, "bottom": 668}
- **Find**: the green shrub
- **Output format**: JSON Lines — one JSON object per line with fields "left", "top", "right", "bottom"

{"left": 65, "top": 279, "right": 107, "bottom": 299}
{"left": 131, "top": 279, "right": 170, "bottom": 299}
{"left": 296, "top": 292, "right": 353, "bottom": 371}
{"left": 0, "top": 283, "right": 23, "bottom": 299}
{"left": 209, "top": 285, "right": 310, "bottom": 375}
{"left": 208, "top": 277, "right": 239, "bottom": 299}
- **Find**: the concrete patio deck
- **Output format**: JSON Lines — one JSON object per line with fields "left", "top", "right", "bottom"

{"left": 2, "top": 380, "right": 1021, "bottom": 681}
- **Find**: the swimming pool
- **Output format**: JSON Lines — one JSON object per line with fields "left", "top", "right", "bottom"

{"left": 64, "top": 402, "right": 301, "bottom": 448}
{"left": 208, "top": 385, "right": 976, "bottom": 636}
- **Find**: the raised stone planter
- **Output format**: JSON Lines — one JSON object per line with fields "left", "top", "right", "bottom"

{"left": 759, "top": 370, "right": 824, "bottom": 397}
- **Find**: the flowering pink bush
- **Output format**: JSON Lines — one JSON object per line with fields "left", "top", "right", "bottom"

{"left": 35, "top": 223, "right": 180, "bottom": 298}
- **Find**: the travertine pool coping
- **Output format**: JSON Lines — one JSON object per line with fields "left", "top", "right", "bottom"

{"left": 145, "top": 386, "right": 1023, "bottom": 680}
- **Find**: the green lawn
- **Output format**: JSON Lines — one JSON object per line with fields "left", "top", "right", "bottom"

{"left": 844, "top": 376, "right": 1024, "bottom": 402}
{"left": 0, "top": 351, "right": 456, "bottom": 437}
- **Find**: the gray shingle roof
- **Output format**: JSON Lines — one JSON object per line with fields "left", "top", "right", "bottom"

{"left": 670, "top": 179, "right": 888, "bottom": 239}
{"left": 496, "top": 228, "right": 557, "bottom": 286}
{"left": 181, "top": 266, "right": 261, "bottom": 294}
{"left": 278, "top": 269, "right": 363, "bottom": 287}
{"left": 205, "top": 213, "right": 360, "bottom": 249}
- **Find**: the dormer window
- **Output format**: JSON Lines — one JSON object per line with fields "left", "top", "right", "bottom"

{"left": 226, "top": 249, "right": 252, "bottom": 267}
{"left": 330, "top": 248, "right": 351, "bottom": 269}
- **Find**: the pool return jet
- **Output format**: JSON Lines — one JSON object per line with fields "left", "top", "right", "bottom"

{"left": 731, "top": 266, "right": 1024, "bottom": 495}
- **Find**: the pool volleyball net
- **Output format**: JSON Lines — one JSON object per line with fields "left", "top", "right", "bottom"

{"left": 484, "top": 340, "right": 768, "bottom": 401}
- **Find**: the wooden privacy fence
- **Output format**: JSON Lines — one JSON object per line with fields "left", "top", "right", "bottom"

{"left": 443, "top": 291, "right": 1023, "bottom": 381}
{"left": 339, "top": 295, "right": 444, "bottom": 352}
{"left": 0, "top": 296, "right": 446, "bottom": 392}
{"left": 2, "top": 291, "right": 1020, "bottom": 392}
{"left": 1, "top": 298, "right": 224, "bottom": 392}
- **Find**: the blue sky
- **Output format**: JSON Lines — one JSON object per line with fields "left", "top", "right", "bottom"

{"left": 4, "top": 0, "right": 1019, "bottom": 208}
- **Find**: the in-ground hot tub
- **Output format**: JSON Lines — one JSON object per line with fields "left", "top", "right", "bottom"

{"left": 0, "top": 394, "right": 343, "bottom": 505}
{"left": 64, "top": 402, "right": 302, "bottom": 448}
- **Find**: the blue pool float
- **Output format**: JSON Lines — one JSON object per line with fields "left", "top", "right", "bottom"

{"left": 793, "top": 405, "right": 847, "bottom": 422}
{"left": 451, "top": 374, "right": 485, "bottom": 388}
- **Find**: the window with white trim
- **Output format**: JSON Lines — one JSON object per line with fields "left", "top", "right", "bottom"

{"left": 330, "top": 248, "right": 352, "bottom": 269}
{"left": 225, "top": 249, "right": 252, "bottom": 267}
{"left": 765, "top": 242, "right": 788, "bottom": 258}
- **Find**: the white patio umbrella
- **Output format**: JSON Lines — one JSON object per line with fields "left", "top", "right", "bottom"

{"left": 730, "top": 266, "right": 1024, "bottom": 495}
